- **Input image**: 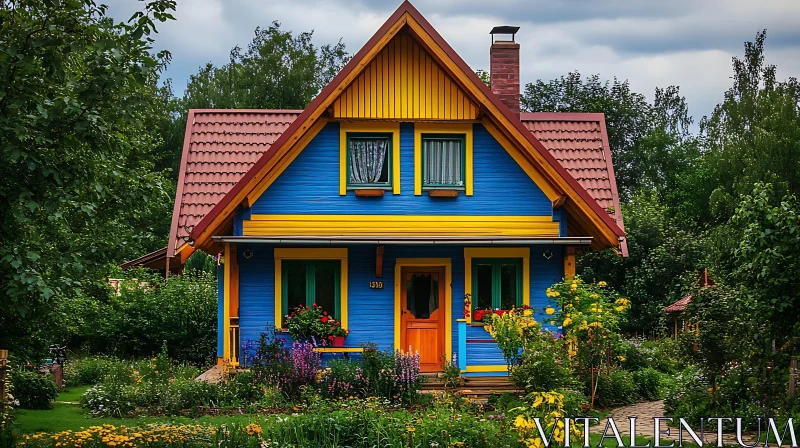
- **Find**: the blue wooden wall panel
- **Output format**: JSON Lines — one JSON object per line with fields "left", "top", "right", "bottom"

{"left": 217, "top": 265, "right": 224, "bottom": 358}
{"left": 232, "top": 243, "right": 564, "bottom": 370}
{"left": 250, "top": 122, "right": 552, "bottom": 216}
{"left": 237, "top": 245, "right": 276, "bottom": 346}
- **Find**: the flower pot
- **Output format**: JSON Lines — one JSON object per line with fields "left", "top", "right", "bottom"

{"left": 331, "top": 336, "right": 346, "bottom": 347}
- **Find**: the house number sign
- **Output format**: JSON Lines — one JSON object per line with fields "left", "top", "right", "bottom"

{"left": 369, "top": 281, "right": 384, "bottom": 289}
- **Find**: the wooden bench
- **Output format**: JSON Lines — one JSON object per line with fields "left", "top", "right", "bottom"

{"left": 312, "top": 347, "right": 364, "bottom": 359}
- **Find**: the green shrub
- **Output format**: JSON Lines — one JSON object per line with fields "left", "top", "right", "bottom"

{"left": 79, "top": 270, "right": 217, "bottom": 365}
{"left": 664, "top": 366, "right": 711, "bottom": 421}
{"left": 619, "top": 338, "right": 683, "bottom": 374}
{"left": 511, "top": 344, "right": 573, "bottom": 392}
{"left": 318, "top": 358, "right": 363, "bottom": 399}
{"left": 557, "top": 388, "right": 589, "bottom": 416}
{"left": 632, "top": 367, "right": 667, "bottom": 400}
{"left": 593, "top": 369, "right": 638, "bottom": 408}
{"left": 228, "top": 371, "right": 263, "bottom": 404}
{"left": 11, "top": 369, "right": 58, "bottom": 410}
{"left": 64, "top": 356, "right": 117, "bottom": 386}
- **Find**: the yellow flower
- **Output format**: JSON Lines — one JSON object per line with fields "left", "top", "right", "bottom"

{"left": 545, "top": 307, "right": 555, "bottom": 315}
{"left": 515, "top": 415, "right": 527, "bottom": 428}
{"left": 562, "top": 317, "right": 572, "bottom": 327}
{"left": 598, "top": 281, "right": 607, "bottom": 287}
{"left": 523, "top": 309, "right": 533, "bottom": 317}
{"left": 406, "top": 426, "right": 416, "bottom": 433}
{"left": 618, "top": 355, "right": 626, "bottom": 362}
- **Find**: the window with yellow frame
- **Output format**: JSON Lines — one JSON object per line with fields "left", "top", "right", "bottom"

{"left": 274, "top": 248, "right": 349, "bottom": 330}
{"left": 339, "top": 122, "right": 400, "bottom": 195}
{"left": 414, "top": 123, "right": 473, "bottom": 195}
{"left": 463, "top": 248, "right": 529, "bottom": 323}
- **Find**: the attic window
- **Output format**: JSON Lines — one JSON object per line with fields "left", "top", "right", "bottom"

{"left": 422, "top": 135, "right": 465, "bottom": 190}
{"left": 347, "top": 133, "right": 392, "bottom": 189}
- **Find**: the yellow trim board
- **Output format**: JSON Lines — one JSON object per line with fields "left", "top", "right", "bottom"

{"left": 274, "top": 248, "right": 349, "bottom": 330}
{"left": 413, "top": 123, "right": 473, "bottom": 196}
{"left": 463, "top": 247, "right": 530, "bottom": 324}
{"left": 393, "top": 258, "right": 452, "bottom": 362}
{"left": 464, "top": 365, "right": 508, "bottom": 373}
{"left": 339, "top": 122, "right": 401, "bottom": 195}
{"left": 245, "top": 215, "right": 558, "bottom": 237}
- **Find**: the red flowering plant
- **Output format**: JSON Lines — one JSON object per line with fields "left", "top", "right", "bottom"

{"left": 328, "top": 319, "right": 350, "bottom": 338}
{"left": 284, "top": 303, "right": 332, "bottom": 342}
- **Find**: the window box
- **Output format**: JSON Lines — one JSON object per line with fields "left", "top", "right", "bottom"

{"left": 427, "top": 189, "right": 460, "bottom": 198}
{"left": 472, "top": 309, "right": 510, "bottom": 324}
{"left": 354, "top": 188, "right": 385, "bottom": 197}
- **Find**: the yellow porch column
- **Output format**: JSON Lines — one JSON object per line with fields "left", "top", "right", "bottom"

{"left": 564, "top": 246, "right": 576, "bottom": 280}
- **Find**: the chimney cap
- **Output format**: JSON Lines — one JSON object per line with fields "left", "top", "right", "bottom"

{"left": 490, "top": 26, "right": 520, "bottom": 41}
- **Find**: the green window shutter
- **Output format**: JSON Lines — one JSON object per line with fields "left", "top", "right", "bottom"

{"left": 472, "top": 258, "right": 522, "bottom": 310}
{"left": 282, "top": 260, "right": 341, "bottom": 318}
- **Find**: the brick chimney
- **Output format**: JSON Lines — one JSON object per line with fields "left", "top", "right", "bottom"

{"left": 489, "top": 26, "right": 521, "bottom": 117}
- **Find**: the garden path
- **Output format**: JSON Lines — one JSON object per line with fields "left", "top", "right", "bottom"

{"left": 591, "top": 400, "right": 760, "bottom": 446}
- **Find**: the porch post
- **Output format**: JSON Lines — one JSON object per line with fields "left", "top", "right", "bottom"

{"left": 228, "top": 244, "right": 239, "bottom": 367}
{"left": 457, "top": 319, "right": 467, "bottom": 371}
{"left": 217, "top": 264, "right": 224, "bottom": 365}
{"left": 564, "top": 246, "right": 576, "bottom": 280}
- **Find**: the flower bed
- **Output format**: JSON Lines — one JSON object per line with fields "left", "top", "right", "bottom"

{"left": 17, "top": 401, "right": 524, "bottom": 448}
{"left": 19, "top": 423, "right": 261, "bottom": 448}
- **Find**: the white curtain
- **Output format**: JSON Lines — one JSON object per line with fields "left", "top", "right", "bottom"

{"left": 349, "top": 138, "right": 387, "bottom": 184}
{"left": 424, "top": 139, "right": 462, "bottom": 186}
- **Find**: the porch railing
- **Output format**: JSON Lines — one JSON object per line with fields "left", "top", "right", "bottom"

{"left": 228, "top": 321, "right": 240, "bottom": 368}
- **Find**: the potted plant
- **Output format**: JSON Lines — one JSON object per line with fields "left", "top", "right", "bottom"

{"left": 284, "top": 303, "right": 331, "bottom": 344}
{"left": 328, "top": 320, "right": 349, "bottom": 347}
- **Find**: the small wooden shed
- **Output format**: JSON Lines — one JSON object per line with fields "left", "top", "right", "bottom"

{"left": 665, "top": 269, "right": 714, "bottom": 338}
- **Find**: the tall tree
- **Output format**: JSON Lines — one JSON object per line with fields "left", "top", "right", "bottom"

{"left": 699, "top": 30, "right": 800, "bottom": 223}
{"left": 521, "top": 72, "right": 695, "bottom": 200}
{"left": 159, "top": 22, "right": 350, "bottom": 175}
{"left": 0, "top": 0, "right": 176, "bottom": 355}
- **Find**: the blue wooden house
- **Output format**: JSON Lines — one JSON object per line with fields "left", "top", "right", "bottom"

{"left": 165, "top": 1, "right": 626, "bottom": 375}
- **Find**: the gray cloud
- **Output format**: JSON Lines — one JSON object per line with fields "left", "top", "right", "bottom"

{"left": 105, "top": 0, "right": 800, "bottom": 124}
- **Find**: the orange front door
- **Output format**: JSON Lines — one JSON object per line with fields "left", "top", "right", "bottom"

{"left": 400, "top": 266, "right": 446, "bottom": 372}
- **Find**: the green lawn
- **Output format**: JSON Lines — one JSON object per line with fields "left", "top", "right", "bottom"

{"left": 13, "top": 386, "right": 262, "bottom": 434}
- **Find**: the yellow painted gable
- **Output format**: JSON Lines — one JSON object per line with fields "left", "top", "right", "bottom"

{"left": 331, "top": 33, "right": 479, "bottom": 120}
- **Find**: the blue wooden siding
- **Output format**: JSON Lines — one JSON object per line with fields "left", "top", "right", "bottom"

{"left": 248, "top": 122, "right": 553, "bottom": 217}
{"left": 217, "top": 265, "right": 224, "bottom": 358}
{"left": 234, "top": 243, "right": 564, "bottom": 372}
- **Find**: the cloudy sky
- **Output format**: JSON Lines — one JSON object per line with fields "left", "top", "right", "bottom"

{"left": 107, "top": 0, "right": 800, "bottom": 123}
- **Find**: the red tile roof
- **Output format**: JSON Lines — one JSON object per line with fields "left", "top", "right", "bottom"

{"left": 521, "top": 112, "right": 627, "bottom": 256}
{"left": 665, "top": 295, "right": 692, "bottom": 314}
{"left": 167, "top": 110, "right": 302, "bottom": 256}
{"left": 664, "top": 270, "right": 715, "bottom": 314}
{"left": 168, "top": 110, "right": 626, "bottom": 257}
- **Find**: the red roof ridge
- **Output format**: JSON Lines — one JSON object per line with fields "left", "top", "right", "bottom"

{"left": 521, "top": 112, "right": 607, "bottom": 122}
{"left": 190, "top": 109, "right": 304, "bottom": 114}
